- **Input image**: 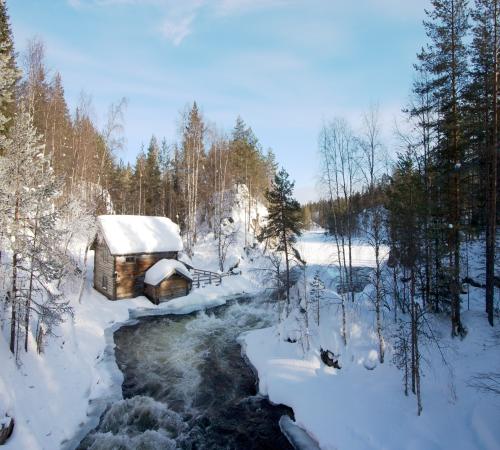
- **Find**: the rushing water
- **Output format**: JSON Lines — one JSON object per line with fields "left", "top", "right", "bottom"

{"left": 78, "top": 297, "right": 294, "bottom": 450}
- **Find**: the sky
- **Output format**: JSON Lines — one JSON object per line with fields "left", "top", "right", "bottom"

{"left": 8, "top": 0, "right": 430, "bottom": 203}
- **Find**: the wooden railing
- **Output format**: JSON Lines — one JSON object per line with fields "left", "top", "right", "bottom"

{"left": 191, "top": 268, "right": 223, "bottom": 288}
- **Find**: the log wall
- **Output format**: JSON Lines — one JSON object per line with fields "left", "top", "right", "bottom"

{"left": 144, "top": 274, "right": 191, "bottom": 304}
{"left": 114, "top": 251, "right": 178, "bottom": 300}
{"left": 157, "top": 275, "right": 191, "bottom": 301}
{"left": 93, "top": 240, "right": 115, "bottom": 299}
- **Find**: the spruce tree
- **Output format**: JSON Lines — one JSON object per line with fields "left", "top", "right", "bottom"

{"left": 181, "top": 102, "right": 205, "bottom": 253}
{"left": 0, "top": 0, "right": 19, "bottom": 138}
{"left": 310, "top": 270, "right": 325, "bottom": 326}
{"left": 259, "top": 168, "right": 303, "bottom": 312}
{"left": 144, "top": 136, "right": 161, "bottom": 215}
{"left": 0, "top": 110, "right": 71, "bottom": 357}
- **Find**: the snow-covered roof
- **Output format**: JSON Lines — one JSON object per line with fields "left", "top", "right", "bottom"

{"left": 97, "top": 215, "right": 183, "bottom": 255}
{"left": 144, "top": 259, "right": 193, "bottom": 285}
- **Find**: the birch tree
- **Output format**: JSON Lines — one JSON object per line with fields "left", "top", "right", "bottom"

{"left": 181, "top": 102, "right": 205, "bottom": 255}
{"left": 359, "top": 104, "right": 386, "bottom": 363}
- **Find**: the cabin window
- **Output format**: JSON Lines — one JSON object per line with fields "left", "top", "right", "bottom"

{"left": 126, "top": 256, "right": 135, "bottom": 263}
{"left": 102, "top": 275, "right": 108, "bottom": 291}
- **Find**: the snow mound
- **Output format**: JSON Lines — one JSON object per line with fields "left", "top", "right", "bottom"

{"left": 98, "top": 215, "right": 183, "bottom": 255}
{"left": 145, "top": 259, "right": 193, "bottom": 285}
{"left": 279, "top": 415, "right": 321, "bottom": 450}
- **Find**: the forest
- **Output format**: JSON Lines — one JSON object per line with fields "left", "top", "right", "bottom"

{"left": 303, "top": 0, "right": 499, "bottom": 333}
{"left": 0, "top": 0, "right": 499, "bottom": 447}
{"left": 0, "top": 0, "right": 278, "bottom": 361}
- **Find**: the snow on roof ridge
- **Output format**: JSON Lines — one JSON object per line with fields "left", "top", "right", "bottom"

{"left": 144, "top": 259, "right": 193, "bottom": 285}
{"left": 97, "top": 215, "right": 183, "bottom": 255}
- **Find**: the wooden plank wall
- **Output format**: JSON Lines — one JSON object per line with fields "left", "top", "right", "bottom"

{"left": 115, "top": 251, "right": 178, "bottom": 299}
{"left": 157, "top": 275, "right": 190, "bottom": 301}
{"left": 93, "top": 240, "right": 115, "bottom": 299}
{"left": 144, "top": 275, "right": 191, "bottom": 303}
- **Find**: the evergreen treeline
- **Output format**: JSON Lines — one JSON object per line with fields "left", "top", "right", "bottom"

{"left": 0, "top": 0, "right": 277, "bottom": 358}
{"left": 392, "top": 0, "right": 499, "bottom": 332}
{"left": 307, "top": 0, "right": 500, "bottom": 413}
{"left": 109, "top": 109, "right": 276, "bottom": 255}
{"left": 314, "top": 0, "right": 499, "bottom": 333}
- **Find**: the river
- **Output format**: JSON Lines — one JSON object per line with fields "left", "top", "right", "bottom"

{"left": 77, "top": 296, "right": 294, "bottom": 450}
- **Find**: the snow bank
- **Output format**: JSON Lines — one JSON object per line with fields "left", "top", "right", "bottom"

{"left": 0, "top": 252, "right": 260, "bottom": 450}
{"left": 145, "top": 259, "right": 193, "bottom": 285}
{"left": 0, "top": 187, "right": 271, "bottom": 450}
{"left": 243, "top": 231, "right": 500, "bottom": 450}
{"left": 97, "top": 215, "right": 183, "bottom": 255}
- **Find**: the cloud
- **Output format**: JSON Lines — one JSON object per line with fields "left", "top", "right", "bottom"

{"left": 67, "top": 0, "right": 293, "bottom": 45}
{"left": 214, "top": 0, "right": 294, "bottom": 16}
{"left": 161, "top": 14, "right": 195, "bottom": 46}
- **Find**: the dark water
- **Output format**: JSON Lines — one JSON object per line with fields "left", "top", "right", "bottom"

{"left": 78, "top": 299, "right": 294, "bottom": 450}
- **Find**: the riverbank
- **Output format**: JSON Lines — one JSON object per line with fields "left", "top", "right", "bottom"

{"left": 0, "top": 185, "right": 273, "bottom": 450}
{"left": 78, "top": 297, "right": 295, "bottom": 449}
{"left": 0, "top": 253, "right": 261, "bottom": 450}
{"left": 242, "top": 231, "right": 500, "bottom": 450}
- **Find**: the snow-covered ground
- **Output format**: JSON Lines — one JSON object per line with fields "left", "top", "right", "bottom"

{"left": 0, "top": 252, "right": 260, "bottom": 450}
{"left": 0, "top": 186, "right": 271, "bottom": 450}
{"left": 1, "top": 193, "right": 499, "bottom": 450}
{"left": 242, "top": 231, "right": 500, "bottom": 450}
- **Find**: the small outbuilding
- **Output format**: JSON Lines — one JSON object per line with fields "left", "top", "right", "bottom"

{"left": 144, "top": 259, "right": 193, "bottom": 304}
{"left": 92, "top": 215, "right": 190, "bottom": 302}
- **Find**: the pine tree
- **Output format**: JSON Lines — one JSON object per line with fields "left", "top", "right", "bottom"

{"left": 259, "top": 168, "right": 303, "bottom": 312}
{"left": 469, "top": 0, "right": 499, "bottom": 326}
{"left": 0, "top": 0, "right": 18, "bottom": 138}
{"left": 419, "top": 0, "right": 469, "bottom": 337}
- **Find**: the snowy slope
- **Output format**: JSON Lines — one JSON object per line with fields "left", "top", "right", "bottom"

{"left": 0, "top": 255, "right": 260, "bottom": 450}
{"left": 0, "top": 185, "right": 271, "bottom": 450}
{"left": 243, "top": 231, "right": 500, "bottom": 450}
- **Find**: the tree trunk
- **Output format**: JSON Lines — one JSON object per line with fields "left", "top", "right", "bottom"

{"left": 486, "top": 0, "right": 498, "bottom": 327}
{"left": 9, "top": 197, "right": 19, "bottom": 355}
{"left": 411, "top": 268, "right": 416, "bottom": 395}
{"left": 375, "top": 234, "right": 384, "bottom": 363}
{"left": 25, "top": 212, "right": 39, "bottom": 352}
{"left": 284, "top": 233, "right": 290, "bottom": 315}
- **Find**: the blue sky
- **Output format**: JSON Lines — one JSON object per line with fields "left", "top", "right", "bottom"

{"left": 9, "top": 0, "right": 429, "bottom": 203}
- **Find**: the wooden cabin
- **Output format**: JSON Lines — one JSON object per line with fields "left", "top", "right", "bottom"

{"left": 144, "top": 259, "right": 193, "bottom": 304}
{"left": 92, "top": 215, "right": 190, "bottom": 302}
